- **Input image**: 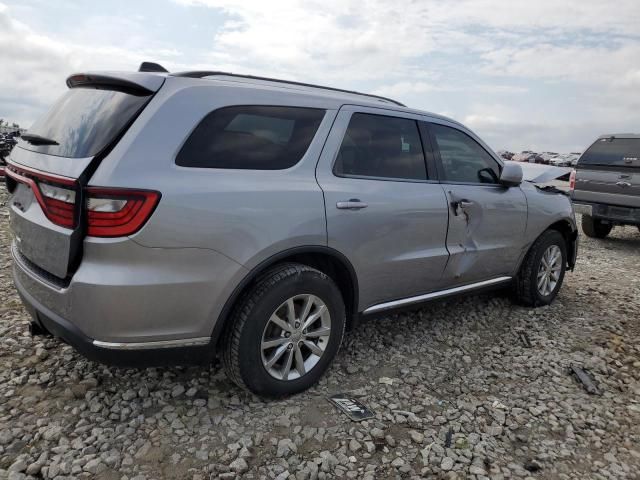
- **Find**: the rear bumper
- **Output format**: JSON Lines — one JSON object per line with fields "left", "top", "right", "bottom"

{"left": 14, "top": 272, "right": 214, "bottom": 366}
{"left": 573, "top": 201, "right": 640, "bottom": 225}
{"left": 14, "top": 272, "right": 213, "bottom": 367}
{"left": 11, "top": 237, "right": 247, "bottom": 366}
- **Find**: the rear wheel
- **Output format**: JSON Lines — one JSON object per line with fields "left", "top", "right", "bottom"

{"left": 222, "top": 263, "right": 345, "bottom": 397}
{"left": 581, "top": 215, "right": 612, "bottom": 238}
{"left": 513, "top": 230, "right": 567, "bottom": 307}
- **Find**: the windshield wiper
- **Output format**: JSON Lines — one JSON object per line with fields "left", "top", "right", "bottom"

{"left": 20, "top": 133, "right": 59, "bottom": 146}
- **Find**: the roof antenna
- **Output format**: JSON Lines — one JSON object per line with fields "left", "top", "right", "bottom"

{"left": 139, "top": 62, "right": 169, "bottom": 73}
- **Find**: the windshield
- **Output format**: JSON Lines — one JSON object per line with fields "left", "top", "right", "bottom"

{"left": 20, "top": 87, "right": 150, "bottom": 158}
{"left": 579, "top": 137, "right": 640, "bottom": 167}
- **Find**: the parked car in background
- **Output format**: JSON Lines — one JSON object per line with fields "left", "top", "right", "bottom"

{"left": 550, "top": 154, "right": 573, "bottom": 167}
{"left": 540, "top": 152, "right": 558, "bottom": 164}
{"left": 5, "top": 64, "right": 578, "bottom": 397}
{"left": 513, "top": 151, "right": 546, "bottom": 164}
{"left": 571, "top": 134, "right": 639, "bottom": 237}
{"left": 0, "top": 133, "right": 19, "bottom": 177}
{"left": 512, "top": 151, "right": 533, "bottom": 162}
{"left": 497, "top": 150, "right": 514, "bottom": 160}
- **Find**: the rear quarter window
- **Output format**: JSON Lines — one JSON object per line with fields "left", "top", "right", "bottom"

{"left": 176, "top": 106, "right": 325, "bottom": 170}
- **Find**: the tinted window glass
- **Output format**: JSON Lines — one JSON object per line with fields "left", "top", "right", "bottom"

{"left": 579, "top": 137, "right": 640, "bottom": 167}
{"left": 177, "top": 106, "right": 325, "bottom": 169}
{"left": 334, "top": 113, "right": 427, "bottom": 180}
{"left": 20, "top": 87, "right": 150, "bottom": 158}
{"left": 431, "top": 124, "right": 500, "bottom": 184}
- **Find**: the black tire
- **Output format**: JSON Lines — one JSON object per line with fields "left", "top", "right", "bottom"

{"left": 513, "top": 230, "right": 567, "bottom": 307}
{"left": 222, "top": 263, "right": 345, "bottom": 397}
{"left": 581, "top": 215, "right": 612, "bottom": 238}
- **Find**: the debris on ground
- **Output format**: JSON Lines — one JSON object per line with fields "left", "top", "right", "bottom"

{"left": 570, "top": 364, "right": 601, "bottom": 395}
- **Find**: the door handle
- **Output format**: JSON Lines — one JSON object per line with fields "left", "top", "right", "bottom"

{"left": 336, "top": 199, "right": 368, "bottom": 210}
{"left": 616, "top": 181, "right": 631, "bottom": 188}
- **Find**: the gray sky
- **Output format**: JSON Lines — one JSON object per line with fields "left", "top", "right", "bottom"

{"left": 1, "top": 0, "right": 639, "bottom": 152}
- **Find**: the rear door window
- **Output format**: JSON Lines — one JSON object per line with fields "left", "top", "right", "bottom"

{"left": 176, "top": 106, "right": 325, "bottom": 169}
{"left": 333, "top": 113, "right": 427, "bottom": 181}
{"left": 429, "top": 123, "right": 500, "bottom": 184}
{"left": 20, "top": 87, "right": 151, "bottom": 158}
{"left": 579, "top": 137, "right": 640, "bottom": 167}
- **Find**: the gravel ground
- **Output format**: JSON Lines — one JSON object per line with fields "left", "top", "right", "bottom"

{"left": 1, "top": 187, "right": 639, "bottom": 480}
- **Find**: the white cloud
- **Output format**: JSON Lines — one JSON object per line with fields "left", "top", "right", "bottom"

{"left": 1, "top": 0, "right": 639, "bottom": 151}
{"left": 0, "top": 3, "right": 180, "bottom": 126}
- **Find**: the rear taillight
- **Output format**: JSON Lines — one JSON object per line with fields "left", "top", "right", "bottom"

{"left": 569, "top": 169, "right": 576, "bottom": 191}
{"left": 86, "top": 188, "right": 160, "bottom": 238}
{"left": 39, "top": 183, "right": 77, "bottom": 228}
{"left": 6, "top": 164, "right": 78, "bottom": 229}
{"left": 6, "top": 163, "right": 160, "bottom": 238}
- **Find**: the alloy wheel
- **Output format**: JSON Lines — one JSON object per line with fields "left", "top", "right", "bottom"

{"left": 260, "top": 294, "right": 331, "bottom": 381}
{"left": 537, "top": 245, "right": 562, "bottom": 296}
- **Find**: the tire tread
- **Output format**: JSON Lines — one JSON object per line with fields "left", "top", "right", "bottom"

{"left": 514, "top": 230, "right": 565, "bottom": 307}
{"left": 222, "top": 263, "right": 343, "bottom": 394}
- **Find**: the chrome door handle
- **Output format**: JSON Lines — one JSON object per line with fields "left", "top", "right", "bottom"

{"left": 336, "top": 199, "right": 368, "bottom": 210}
{"left": 458, "top": 200, "right": 473, "bottom": 208}
{"left": 616, "top": 181, "right": 631, "bottom": 188}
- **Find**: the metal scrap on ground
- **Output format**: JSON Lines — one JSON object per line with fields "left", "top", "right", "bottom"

{"left": 328, "top": 393, "right": 376, "bottom": 421}
{"left": 518, "top": 331, "right": 533, "bottom": 348}
{"left": 570, "top": 365, "right": 600, "bottom": 395}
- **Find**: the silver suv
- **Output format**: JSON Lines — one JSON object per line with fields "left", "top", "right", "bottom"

{"left": 6, "top": 64, "right": 578, "bottom": 397}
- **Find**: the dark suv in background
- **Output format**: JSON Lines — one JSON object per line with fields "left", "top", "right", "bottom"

{"left": 571, "top": 134, "right": 640, "bottom": 238}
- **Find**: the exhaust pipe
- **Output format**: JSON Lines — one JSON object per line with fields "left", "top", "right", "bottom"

{"left": 28, "top": 321, "right": 50, "bottom": 337}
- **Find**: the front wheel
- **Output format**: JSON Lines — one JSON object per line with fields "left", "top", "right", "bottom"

{"left": 582, "top": 215, "right": 612, "bottom": 238}
{"left": 222, "top": 263, "right": 345, "bottom": 397}
{"left": 513, "top": 230, "right": 567, "bottom": 307}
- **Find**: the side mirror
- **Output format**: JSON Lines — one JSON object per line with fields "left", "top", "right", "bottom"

{"left": 500, "top": 162, "right": 523, "bottom": 187}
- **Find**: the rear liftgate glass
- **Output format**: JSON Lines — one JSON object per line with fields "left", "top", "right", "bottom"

{"left": 6, "top": 74, "right": 162, "bottom": 278}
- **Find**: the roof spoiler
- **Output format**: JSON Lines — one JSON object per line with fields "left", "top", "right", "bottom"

{"left": 66, "top": 72, "right": 165, "bottom": 94}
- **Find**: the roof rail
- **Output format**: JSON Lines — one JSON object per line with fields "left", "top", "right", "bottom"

{"left": 171, "top": 70, "right": 406, "bottom": 107}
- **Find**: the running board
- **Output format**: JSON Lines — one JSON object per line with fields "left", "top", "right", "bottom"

{"left": 363, "top": 276, "right": 513, "bottom": 314}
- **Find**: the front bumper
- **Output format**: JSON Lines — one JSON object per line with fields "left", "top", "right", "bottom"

{"left": 573, "top": 201, "right": 640, "bottom": 226}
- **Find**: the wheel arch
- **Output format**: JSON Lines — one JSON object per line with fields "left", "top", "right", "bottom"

{"left": 212, "top": 246, "right": 359, "bottom": 349}
{"left": 516, "top": 218, "right": 578, "bottom": 275}
{"left": 546, "top": 218, "right": 578, "bottom": 270}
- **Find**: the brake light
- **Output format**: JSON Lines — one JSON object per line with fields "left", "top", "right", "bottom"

{"left": 39, "top": 183, "right": 76, "bottom": 228}
{"left": 5, "top": 164, "right": 78, "bottom": 229}
{"left": 569, "top": 169, "right": 576, "bottom": 191}
{"left": 6, "top": 163, "right": 160, "bottom": 237}
{"left": 86, "top": 188, "right": 160, "bottom": 237}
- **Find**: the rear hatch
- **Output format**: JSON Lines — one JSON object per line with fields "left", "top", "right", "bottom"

{"left": 6, "top": 72, "right": 164, "bottom": 280}
{"left": 572, "top": 136, "right": 640, "bottom": 209}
